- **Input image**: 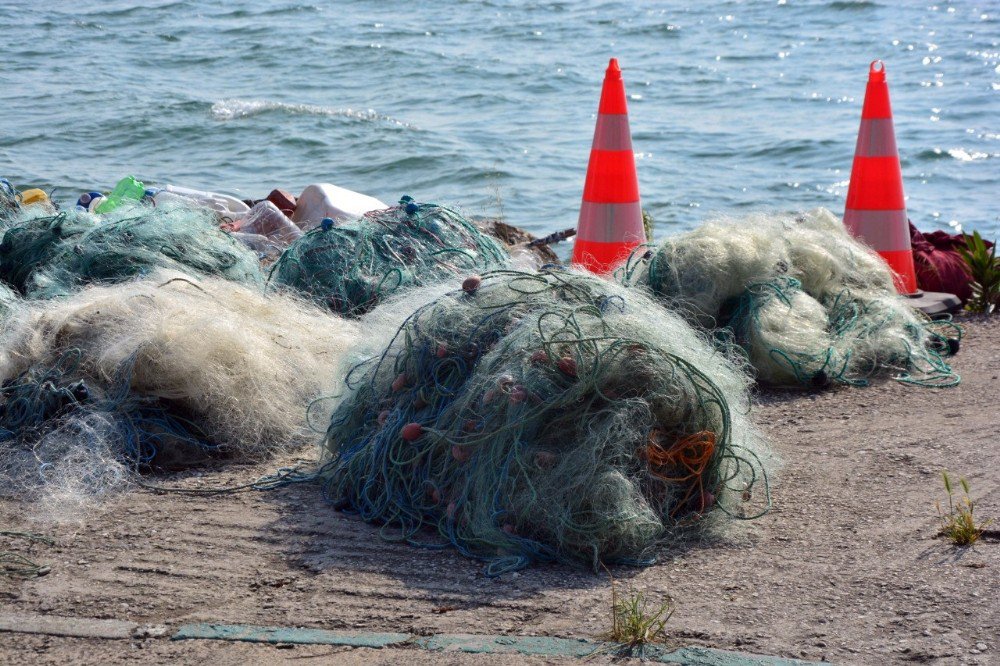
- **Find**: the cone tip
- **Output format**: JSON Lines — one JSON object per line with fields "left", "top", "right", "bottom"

{"left": 869, "top": 59, "right": 886, "bottom": 82}
{"left": 607, "top": 58, "right": 620, "bottom": 72}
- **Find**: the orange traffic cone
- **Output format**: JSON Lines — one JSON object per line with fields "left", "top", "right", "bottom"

{"left": 572, "top": 58, "right": 646, "bottom": 274}
{"left": 844, "top": 60, "right": 919, "bottom": 295}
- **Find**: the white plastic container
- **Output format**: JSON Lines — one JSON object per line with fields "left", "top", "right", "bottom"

{"left": 153, "top": 184, "right": 250, "bottom": 218}
{"left": 290, "top": 183, "right": 388, "bottom": 228}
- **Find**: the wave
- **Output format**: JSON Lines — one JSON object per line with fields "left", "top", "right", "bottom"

{"left": 828, "top": 1, "right": 879, "bottom": 9}
{"left": 209, "top": 99, "right": 413, "bottom": 127}
{"left": 625, "top": 23, "right": 682, "bottom": 37}
{"left": 916, "top": 148, "right": 996, "bottom": 162}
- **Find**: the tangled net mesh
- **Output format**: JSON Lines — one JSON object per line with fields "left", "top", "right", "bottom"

{"left": 1, "top": 179, "right": 23, "bottom": 230}
{"left": 0, "top": 273, "right": 361, "bottom": 517}
{"left": 0, "top": 210, "right": 98, "bottom": 294}
{"left": 0, "top": 282, "right": 17, "bottom": 321}
{"left": 321, "top": 269, "right": 772, "bottom": 574}
{"left": 621, "top": 209, "right": 960, "bottom": 388}
{"left": 0, "top": 409, "right": 140, "bottom": 522}
{"left": 0, "top": 200, "right": 262, "bottom": 299}
{"left": 269, "top": 196, "right": 510, "bottom": 316}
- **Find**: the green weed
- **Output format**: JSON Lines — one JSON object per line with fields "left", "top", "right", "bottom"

{"left": 937, "top": 470, "right": 992, "bottom": 546}
{"left": 603, "top": 573, "right": 674, "bottom": 654}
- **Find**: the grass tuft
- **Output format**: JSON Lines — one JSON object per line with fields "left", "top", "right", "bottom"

{"left": 937, "top": 470, "right": 992, "bottom": 546}
{"left": 602, "top": 569, "right": 673, "bottom": 656}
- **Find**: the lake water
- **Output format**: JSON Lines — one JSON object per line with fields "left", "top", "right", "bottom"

{"left": 2, "top": 0, "right": 997, "bottom": 239}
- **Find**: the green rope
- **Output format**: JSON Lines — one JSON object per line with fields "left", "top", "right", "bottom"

{"left": 1, "top": 530, "right": 54, "bottom": 578}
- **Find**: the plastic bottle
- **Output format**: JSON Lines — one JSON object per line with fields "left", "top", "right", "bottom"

{"left": 95, "top": 176, "right": 146, "bottom": 213}
{"left": 153, "top": 184, "right": 250, "bottom": 218}
{"left": 237, "top": 201, "right": 303, "bottom": 246}
{"left": 76, "top": 191, "right": 104, "bottom": 210}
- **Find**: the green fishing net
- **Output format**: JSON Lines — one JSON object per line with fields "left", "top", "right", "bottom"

{"left": 0, "top": 212, "right": 98, "bottom": 294}
{"left": 269, "top": 196, "right": 510, "bottom": 316}
{"left": 0, "top": 200, "right": 262, "bottom": 298}
{"left": 321, "top": 269, "right": 772, "bottom": 574}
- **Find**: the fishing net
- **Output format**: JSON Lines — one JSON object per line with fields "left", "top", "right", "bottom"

{"left": 0, "top": 411, "right": 135, "bottom": 523}
{"left": 0, "top": 179, "right": 22, "bottom": 230}
{"left": 0, "top": 210, "right": 98, "bottom": 294}
{"left": 0, "top": 273, "right": 361, "bottom": 516}
{"left": 269, "top": 196, "right": 510, "bottom": 316}
{"left": 321, "top": 269, "right": 772, "bottom": 574}
{"left": 0, "top": 282, "right": 17, "bottom": 321}
{"left": 621, "top": 209, "right": 960, "bottom": 388}
{"left": 0, "top": 200, "right": 262, "bottom": 299}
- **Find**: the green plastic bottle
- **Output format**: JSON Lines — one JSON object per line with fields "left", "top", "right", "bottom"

{"left": 95, "top": 176, "right": 146, "bottom": 213}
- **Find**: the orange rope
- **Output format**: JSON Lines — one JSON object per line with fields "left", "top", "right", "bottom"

{"left": 645, "top": 430, "right": 715, "bottom": 480}
{"left": 643, "top": 430, "right": 716, "bottom": 516}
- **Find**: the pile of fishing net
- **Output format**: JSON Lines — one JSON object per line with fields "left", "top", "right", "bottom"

{"left": 0, "top": 199, "right": 262, "bottom": 299}
{"left": 321, "top": 269, "right": 772, "bottom": 573}
{"left": 0, "top": 273, "right": 360, "bottom": 515}
{"left": 620, "top": 209, "right": 960, "bottom": 388}
{"left": 269, "top": 196, "right": 510, "bottom": 316}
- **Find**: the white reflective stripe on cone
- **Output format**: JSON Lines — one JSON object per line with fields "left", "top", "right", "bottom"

{"left": 577, "top": 201, "right": 645, "bottom": 243}
{"left": 844, "top": 208, "right": 912, "bottom": 251}
{"left": 591, "top": 114, "right": 633, "bottom": 152}
{"left": 854, "top": 119, "right": 898, "bottom": 158}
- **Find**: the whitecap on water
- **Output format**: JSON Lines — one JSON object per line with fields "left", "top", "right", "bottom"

{"left": 947, "top": 148, "right": 992, "bottom": 162}
{"left": 210, "top": 99, "right": 413, "bottom": 128}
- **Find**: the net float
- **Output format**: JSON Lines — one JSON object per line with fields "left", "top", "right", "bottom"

{"left": 401, "top": 422, "right": 424, "bottom": 441}
{"left": 462, "top": 275, "right": 482, "bottom": 294}
{"left": 391, "top": 372, "right": 409, "bottom": 392}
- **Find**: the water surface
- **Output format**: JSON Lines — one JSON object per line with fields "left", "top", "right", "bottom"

{"left": 2, "top": 1, "right": 997, "bottom": 238}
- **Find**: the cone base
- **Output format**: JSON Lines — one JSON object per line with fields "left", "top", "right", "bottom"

{"left": 906, "top": 290, "right": 962, "bottom": 316}
{"left": 878, "top": 249, "right": 919, "bottom": 295}
{"left": 572, "top": 238, "right": 641, "bottom": 275}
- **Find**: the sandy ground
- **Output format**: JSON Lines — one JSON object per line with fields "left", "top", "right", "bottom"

{"left": 1, "top": 316, "right": 997, "bottom": 666}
